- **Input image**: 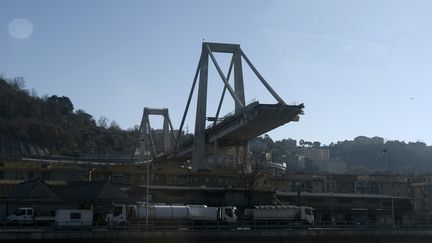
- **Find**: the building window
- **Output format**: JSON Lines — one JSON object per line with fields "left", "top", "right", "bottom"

{"left": 70, "top": 212, "right": 81, "bottom": 220}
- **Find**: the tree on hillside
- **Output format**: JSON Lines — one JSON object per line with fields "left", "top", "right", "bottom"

{"left": 97, "top": 116, "right": 109, "bottom": 128}
{"left": 0, "top": 75, "right": 139, "bottom": 158}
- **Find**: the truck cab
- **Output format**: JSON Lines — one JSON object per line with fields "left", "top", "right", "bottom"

{"left": 106, "top": 204, "right": 130, "bottom": 225}
{"left": 220, "top": 206, "right": 237, "bottom": 223}
{"left": 300, "top": 206, "right": 314, "bottom": 224}
{"left": 7, "top": 207, "right": 34, "bottom": 223}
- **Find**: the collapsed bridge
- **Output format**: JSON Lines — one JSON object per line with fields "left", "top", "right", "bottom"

{"left": 138, "top": 42, "right": 304, "bottom": 171}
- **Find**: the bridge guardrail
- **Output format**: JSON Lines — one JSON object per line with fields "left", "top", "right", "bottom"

{"left": 2, "top": 220, "right": 432, "bottom": 231}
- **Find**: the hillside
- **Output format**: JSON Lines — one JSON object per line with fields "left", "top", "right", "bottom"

{"left": 255, "top": 135, "right": 432, "bottom": 173}
{"left": 329, "top": 136, "right": 432, "bottom": 173}
{"left": 0, "top": 76, "right": 138, "bottom": 159}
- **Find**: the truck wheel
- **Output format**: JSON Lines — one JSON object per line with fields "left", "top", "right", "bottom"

{"left": 12, "top": 220, "right": 19, "bottom": 227}
{"left": 301, "top": 220, "right": 310, "bottom": 227}
{"left": 119, "top": 221, "right": 129, "bottom": 226}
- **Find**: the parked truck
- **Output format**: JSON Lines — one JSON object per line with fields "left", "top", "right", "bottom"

{"left": 7, "top": 207, "right": 93, "bottom": 226}
{"left": 243, "top": 205, "right": 314, "bottom": 224}
{"left": 7, "top": 204, "right": 313, "bottom": 228}
{"left": 106, "top": 204, "right": 238, "bottom": 225}
{"left": 7, "top": 207, "right": 54, "bottom": 225}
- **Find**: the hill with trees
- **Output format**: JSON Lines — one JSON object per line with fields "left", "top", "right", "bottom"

{"left": 328, "top": 136, "right": 432, "bottom": 173}
{"left": 251, "top": 135, "right": 432, "bottom": 173}
{"left": 0, "top": 75, "right": 138, "bottom": 159}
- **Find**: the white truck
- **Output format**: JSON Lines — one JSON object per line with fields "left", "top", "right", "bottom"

{"left": 7, "top": 207, "right": 54, "bottom": 225}
{"left": 243, "top": 205, "right": 314, "bottom": 224}
{"left": 106, "top": 204, "right": 237, "bottom": 225}
{"left": 7, "top": 207, "right": 93, "bottom": 226}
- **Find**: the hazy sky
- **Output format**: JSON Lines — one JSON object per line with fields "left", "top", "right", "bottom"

{"left": 1, "top": 0, "right": 432, "bottom": 145}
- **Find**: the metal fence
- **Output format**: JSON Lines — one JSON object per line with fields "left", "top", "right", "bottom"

{"left": 2, "top": 220, "right": 432, "bottom": 231}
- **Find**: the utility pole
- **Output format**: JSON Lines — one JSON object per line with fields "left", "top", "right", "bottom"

{"left": 146, "top": 159, "right": 149, "bottom": 226}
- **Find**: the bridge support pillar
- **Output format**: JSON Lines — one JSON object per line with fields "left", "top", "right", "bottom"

{"left": 234, "top": 49, "right": 245, "bottom": 114}
{"left": 192, "top": 47, "right": 209, "bottom": 171}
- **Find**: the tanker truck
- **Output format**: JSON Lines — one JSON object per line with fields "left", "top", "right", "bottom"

{"left": 106, "top": 204, "right": 237, "bottom": 225}
{"left": 243, "top": 205, "right": 314, "bottom": 224}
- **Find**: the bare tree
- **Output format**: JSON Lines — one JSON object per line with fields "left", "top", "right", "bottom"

{"left": 97, "top": 116, "right": 109, "bottom": 128}
{"left": 109, "top": 120, "right": 120, "bottom": 129}
{"left": 8, "top": 77, "right": 26, "bottom": 91}
{"left": 30, "top": 88, "right": 38, "bottom": 98}
{"left": 238, "top": 151, "right": 274, "bottom": 206}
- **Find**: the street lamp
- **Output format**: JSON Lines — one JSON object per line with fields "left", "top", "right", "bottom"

{"left": 382, "top": 149, "right": 395, "bottom": 228}
{"left": 145, "top": 152, "right": 151, "bottom": 227}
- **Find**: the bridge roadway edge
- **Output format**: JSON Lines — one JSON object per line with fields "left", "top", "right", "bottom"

{"left": 2, "top": 229, "right": 432, "bottom": 243}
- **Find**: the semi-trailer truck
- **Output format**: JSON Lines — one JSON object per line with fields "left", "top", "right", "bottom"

{"left": 243, "top": 205, "right": 314, "bottom": 224}
{"left": 106, "top": 204, "right": 238, "bottom": 225}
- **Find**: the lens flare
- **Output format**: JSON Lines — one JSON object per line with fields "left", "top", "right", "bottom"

{"left": 8, "top": 18, "right": 33, "bottom": 40}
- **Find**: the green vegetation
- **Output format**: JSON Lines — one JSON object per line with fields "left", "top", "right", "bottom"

{"left": 252, "top": 135, "right": 432, "bottom": 173}
{"left": 329, "top": 136, "right": 432, "bottom": 173}
{"left": 0, "top": 76, "right": 138, "bottom": 158}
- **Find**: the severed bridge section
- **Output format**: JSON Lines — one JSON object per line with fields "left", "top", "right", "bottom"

{"left": 206, "top": 102, "right": 304, "bottom": 143}
{"left": 149, "top": 42, "right": 304, "bottom": 171}
{"left": 171, "top": 102, "right": 304, "bottom": 163}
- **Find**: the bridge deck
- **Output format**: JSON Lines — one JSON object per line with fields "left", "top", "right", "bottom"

{"left": 206, "top": 102, "right": 304, "bottom": 143}
{"left": 161, "top": 102, "right": 303, "bottom": 161}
